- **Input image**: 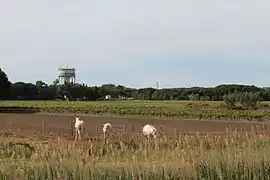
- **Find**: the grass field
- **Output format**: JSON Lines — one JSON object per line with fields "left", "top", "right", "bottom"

{"left": 1, "top": 100, "right": 270, "bottom": 179}
{"left": 0, "top": 100, "right": 220, "bottom": 107}
{"left": 1, "top": 126, "right": 270, "bottom": 179}
{"left": 1, "top": 100, "right": 269, "bottom": 108}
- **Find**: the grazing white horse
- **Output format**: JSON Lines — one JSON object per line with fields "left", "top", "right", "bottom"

{"left": 142, "top": 124, "right": 157, "bottom": 138}
{"left": 103, "top": 123, "right": 112, "bottom": 140}
{"left": 74, "top": 117, "right": 84, "bottom": 140}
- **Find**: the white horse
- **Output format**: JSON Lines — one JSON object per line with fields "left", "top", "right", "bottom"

{"left": 103, "top": 123, "right": 112, "bottom": 140}
{"left": 74, "top": 117, "right": 84, "bottom": 140}
{"left": 142, "top": 124, "right": 157, "bottom": 138}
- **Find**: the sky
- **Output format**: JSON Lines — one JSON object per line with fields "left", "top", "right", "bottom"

{"left": 1, "top": 0, "right": 270, "bottom": 88}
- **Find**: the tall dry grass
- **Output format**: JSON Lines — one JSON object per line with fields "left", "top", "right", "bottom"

{"left": 0, "top": 125, "right": 270, "bottom": 179}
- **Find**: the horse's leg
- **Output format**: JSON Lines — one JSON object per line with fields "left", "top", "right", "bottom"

{"left": 75, "top": 128, "right": 78, "bottom": 140}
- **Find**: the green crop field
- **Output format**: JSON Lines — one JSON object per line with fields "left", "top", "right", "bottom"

{"left": 0, "top": 100, "right": 219, "bottom": 111}
{"left": 1, "top": 100, "right": 270, "bottom": 121}
{"left": 1, "top": 100, "right": 269, "bottom": 107}
{"left": 0, "top": 99, "right": 218, "bottom": 105}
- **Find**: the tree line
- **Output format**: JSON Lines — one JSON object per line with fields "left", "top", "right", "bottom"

{"left": 1, "top": 68, "right": 270, "bottom": 101}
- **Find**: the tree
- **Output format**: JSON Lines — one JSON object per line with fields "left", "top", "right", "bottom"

{"left": 238, "top": 92, "right": 260, "bottom": 109}
{"left": 222, "top": 91, "right": 261, "bottom": 110}
{"left": 10, "top": 82, "right": 37, "bottom": 100}
{"left": 53, "top": 79, "right": 59, "bottom": 86}
{"left": 223, "top": 93, "right": 238, "bottom": 109}
{"left": 36, "top": 81, "right": 47, "bottom": 88}
{"left": 1, "top": 68, "right": 270, "bottom": 102}
{"left": 0, "top": 68, "right": 11, "bottom": 99}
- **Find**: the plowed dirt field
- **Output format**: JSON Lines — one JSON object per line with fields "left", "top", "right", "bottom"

{"left": 0, "top": 113, "right": 269, "bottom": 140}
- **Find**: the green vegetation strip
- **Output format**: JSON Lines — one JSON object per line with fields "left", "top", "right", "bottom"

{"left": 0, "top": 101, "right": 270, "bottom": 121}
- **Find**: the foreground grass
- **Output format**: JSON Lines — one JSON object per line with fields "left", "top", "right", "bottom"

{"left": 1, "top": 126, "right": 270, "bottom": 179}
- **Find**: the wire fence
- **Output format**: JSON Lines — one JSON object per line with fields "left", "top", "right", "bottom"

{"left": 0, "top": 117, "right": 229, "bottom": 139}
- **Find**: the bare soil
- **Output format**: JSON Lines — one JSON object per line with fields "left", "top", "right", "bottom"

{"left": 0, "top": 113, "right": 269, "bottom": 140}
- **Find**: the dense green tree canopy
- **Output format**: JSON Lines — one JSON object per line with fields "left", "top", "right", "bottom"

{"left": 0, "top": 68, "right": 11, "bottom": 100}
{"left": 1, "top": 68, "right": 270, "bottom": 101}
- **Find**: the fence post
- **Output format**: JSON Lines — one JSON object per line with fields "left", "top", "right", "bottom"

{"left": 70, "top": 119, "right": 74, "bottom": 136}
{"left": 20, "top": 122, "right": 23, "bottom": 131}
{"left": 123, "top": 125, "right": 127, "bottom": 132}
{"left": 96, "top": 123, "right": 99, "bottom": 133}
{"left": 173, "top": 128, "right": 177, "bottom": 138}
{"left": 8, "top": 119, "right": 11, "bottom": 131}
{"left": 41, "top": 119, "right": 46, "bottom": 133}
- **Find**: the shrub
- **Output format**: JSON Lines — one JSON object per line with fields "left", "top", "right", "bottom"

{"left": 223, "top": 92, "right": 261, "bottom": 110}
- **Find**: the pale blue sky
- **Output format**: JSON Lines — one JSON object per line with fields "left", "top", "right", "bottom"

{"left": 1, "top": 0, "right": 270, "bottom": 88}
